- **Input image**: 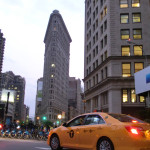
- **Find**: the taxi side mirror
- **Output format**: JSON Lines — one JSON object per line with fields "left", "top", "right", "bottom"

{"left": 62, "top": 122, "right": 67, "bottom": 127}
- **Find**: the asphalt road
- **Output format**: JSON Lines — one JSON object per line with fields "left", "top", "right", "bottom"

{"left": 0, "top": 137, "right": 50, "bottom": 150}
{"left": 0, "top": 138, "right": 78, "bottom": 150}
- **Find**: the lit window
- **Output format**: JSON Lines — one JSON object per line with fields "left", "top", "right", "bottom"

{"left": 51, "top": 74, "right": 54, "bottom": 78}
{"left": 51, "top": 64, "right": 55, "bottom": 67}
{"left": 140, "top": 96, "right": 145, "bottom": 103}
{"left": 17, "top": 95, "right": 19, "bottom": 97}
{"left": 134, "top": 62, "right": 143, "bottom": 73}
{"left": 100, "top": 12, "right": 103, "bottom": 20}
{"left": 121, "top": 14, "right": 129, "bottom": 23}
{"left": 133, "top": 13, "right": 141, "bottom": 23}
{"left": 131, "top": 89, "right": 136, "bottom": 103}
{"left": 122, "top": 89, "right": 128, "bottom": 102}
{"left": 17, "top": 98, "right": 19, "bottom": 100}
{"left": 104, "top": 7, "right": 107, "bottom": 16}
{"left": 122, "top": 63, "right": 131, "bottom": 77}
{"left": 134, "top": 45, "right": 142, "bottom": 56}
{"left": 122, "top": 46, "right": 130, "bottom": 56}
{"left": 133, "top": 29, "right": 142, "bottom": 39}
{"left": 121, "top": 29, "right": 130, "bottom": 40}
{"left": 120, "top": 0, "right": 128, "bottom": 8}
{"left": 132, "top": 0, "right": 140, "bottom": 7}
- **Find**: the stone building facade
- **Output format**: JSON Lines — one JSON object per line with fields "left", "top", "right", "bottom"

{"left": 84, "top": 0, "right": 150, "bottom": 116}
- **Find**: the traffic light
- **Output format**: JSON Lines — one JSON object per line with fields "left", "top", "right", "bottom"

{"left": 42, "top": 116, "right": 47, "bottom": 120}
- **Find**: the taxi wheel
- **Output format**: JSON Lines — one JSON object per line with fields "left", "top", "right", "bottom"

{"left": 50, "top": 135, "right": 62, "bottom": 150}
{"left": 97, "top": 137, "right": 114, "bottom": 150}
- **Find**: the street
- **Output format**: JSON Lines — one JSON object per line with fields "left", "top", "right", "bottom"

{"left": 0, "top": 137, "right": 50, "bottom": 150}
{"left": 0, "top": 137, "right": 77, "bottom": 150}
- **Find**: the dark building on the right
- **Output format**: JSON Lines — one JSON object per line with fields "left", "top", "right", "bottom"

{"left": 0, "top": 29, "right": 5, "bottom": 80}
{"left": 83, "top": 0, "right": 150, "bottom": 116}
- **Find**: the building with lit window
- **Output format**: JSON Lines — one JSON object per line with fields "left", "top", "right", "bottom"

{"left": 0, "top": 71, "right": 26, "bottom": 121}
{"left": 41, "top": 10, "right": 72, "bottom": 123}
{"left": 0, "top": 29, "right": 5, "bottom": 81}
{"left": 83, "top": 0, "right": 150, "bottom": 116}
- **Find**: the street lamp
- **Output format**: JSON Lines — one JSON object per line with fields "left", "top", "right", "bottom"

{"left": 57, "top": 114, "right": 62, "bottom": 126}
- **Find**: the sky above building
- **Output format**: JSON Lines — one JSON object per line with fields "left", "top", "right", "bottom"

{"left": 0, "top": 0, "right": 85, "bottom": 118}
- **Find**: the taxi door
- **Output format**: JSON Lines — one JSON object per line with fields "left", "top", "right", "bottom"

{"left": 78, "top": 114, "right": 106, "bottom": 149}
{"left": 60, "top": 115, "right": 86, "bottom": 148}
{"left": 60, "top": 126, "right": 80, "bottom": 148}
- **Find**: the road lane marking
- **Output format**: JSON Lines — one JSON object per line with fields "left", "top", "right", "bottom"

{"left": 34, "top": 147, "right": 50, "bottom": 150}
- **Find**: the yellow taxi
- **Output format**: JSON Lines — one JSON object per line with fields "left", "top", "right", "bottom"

{"left": 47, "top": 112, "right": 150, "bottom": 150}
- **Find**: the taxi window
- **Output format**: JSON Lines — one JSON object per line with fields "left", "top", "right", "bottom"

{"left": 66, "top": 115, "right": 86, "bottom": 127}
{"left": 109, "top": 114, "right": 145, "bottom": 123}
{"left": 84, "top": 115, "right": 105, "bottom": 125}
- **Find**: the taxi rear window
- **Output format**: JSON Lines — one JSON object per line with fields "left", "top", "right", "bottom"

{"left": 109, "top": 114, "right": 145, "bottom": 123}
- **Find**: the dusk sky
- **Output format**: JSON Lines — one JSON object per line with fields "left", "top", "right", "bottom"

{"left": 0, "top": 0, "right": 85, "bottom": 118}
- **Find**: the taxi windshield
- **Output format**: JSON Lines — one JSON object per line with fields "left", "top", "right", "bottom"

{"left": 109, "top": 114, "right": 145, "bottom": 123}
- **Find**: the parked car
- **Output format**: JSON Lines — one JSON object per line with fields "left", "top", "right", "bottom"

{"left": 47, "top": 112, "right": 150, "bottom": 150}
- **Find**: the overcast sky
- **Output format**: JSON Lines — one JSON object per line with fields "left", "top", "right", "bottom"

{"left": 0, "top": 0, "right": 85, "bottom": 118}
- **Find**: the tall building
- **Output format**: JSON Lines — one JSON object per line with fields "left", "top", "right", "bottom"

{"left": 0, "top": 29, "right": 5, "bottom": 81}
{"left": 41, "top": 10, "right": 72, "bottom": 123}
{"left": 83, "top": 0, "right": 150, "bottom": 116}
{"left": 0, "top": 71, "right": 26, "bottom": 121}
{"left": 35, "top": 77, "right": 43, "bottom": 124}
{"left": 68, "top": 77, "right": 83, "bottom": 120}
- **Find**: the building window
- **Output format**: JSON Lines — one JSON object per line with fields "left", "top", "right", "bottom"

{"left": 104, "top": 20, "right": 107, "bottom": 30}
{"left": 93, "top": 76, "right": 95, "bottom": 86}
{"left": 121, "top": 14, "right": 129, "bottom": 24}
{"left": 133, "top": 29, "right": 142, "bottom": 39}
{"left": 104, "top": 7, "right": 107, "bottom": 16}
{"left": 104, "top": 35, "right": 107, "bottom": 46}
{"left": 100, "top": 12, "right": 103, "bottom": 21}
{"left": 101, "top": 39, "right": 103, "bottom": 49}
{"left": 51, "top": 64, "right": 55, "bottom": 67}
{"left": 122, "top": 89, "right": 128, "bottom": 103}
{"left": 134, "top": 62, "right": 143, "bottom": 73}
{"left": 122, "top": 63, "right": 131, "bottom": 77}
{"left": 134, "top": 45, "right": 142, "bottom": 56}
{"left": 105, "top": 67, "right": 107, "bottom": 78}
{"left": 104, "top": 51, "right": 107, "bottom": 59}
{"left": 121, "top": 46, "right": 130, "bottom": 56}
{"left": 140, "top": 96, "right": 145, "bottom": 103}
{"left": 101, "top": 25, "right": 103, "bottom": 34}
{"left": 121, "top": 29, "right": 130, "bottom": 40}
{"left": 132, "top": 0, "right": 140, "bottom": 7}
{"left": 101, "top": 54, "right": 103, "bottom": 62}
{"left": 120, "top": 0, "right": 128, "bottom": 8}
{"left": 132, "top": 13, "right": 141, "bottom": 23}
{"left": 131, "top": 89, "right": 136, "bottom": 103}
{"left": 101, "top": 70, "right": 103, "bottom": 80}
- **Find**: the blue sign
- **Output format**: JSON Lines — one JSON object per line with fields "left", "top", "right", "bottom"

{"left": 146, "top": 73, "right": 150, "bottom": 83}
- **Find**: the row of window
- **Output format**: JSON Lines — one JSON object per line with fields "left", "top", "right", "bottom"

{"left": 121, "top": 29, "right": 142, "bottom": 40}
{"left": 121, "top": 13, "right": 141, "bottom": 24}
{"left": 120, "top": 0, "right": 140, "bottom": 8}
{"left": 122, "top": 89, "right": 145, "bottom": 103}
{"left": 86, "top": 62, "right": 143, "bottom": 90}
{"left": 86, "top": 50, "right": 107, "bottom": 75}
{"left": 122, "top": 45, "right": 142, "bottom": 56}
{"left": 122, "top": 62, "right": 143, "bottom": 77}
{"left": 87, "top": 0, "right": 106, "bottom": 9}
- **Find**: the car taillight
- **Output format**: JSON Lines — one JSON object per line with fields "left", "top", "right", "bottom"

{"left": 0, "top": 124, "right": 2, "bottom": 129}
{"left": 125, "top": 126, "right": 143, "bottom": 135}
